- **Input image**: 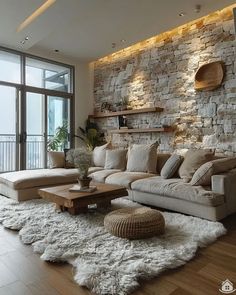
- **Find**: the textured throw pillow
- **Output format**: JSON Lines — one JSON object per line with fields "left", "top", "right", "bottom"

{"left": 161, "top": 154, "right": 183, "bottom": 179}
{"left": 127, "top": 142, "right": 158, "bottom": 173}
{"left": 178, "top": 149, "right": 214, "bottom": 182}
{"left": 191, "top": 157, "right": 236, "bottom": 186}
{"left": 156, "top": 153, "right": 171, "bottom": 174}
{"left": 104, "top": 149, "right": 127, "bottom": 170}
{"left": 48, "top": 151, "right": 65, "bottom": 168}
{"left": 93, "top": 142, "right": 111, "bottom": 167}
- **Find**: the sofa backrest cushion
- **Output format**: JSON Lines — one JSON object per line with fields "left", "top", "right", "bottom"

{"left": 127, "top": 143, "right": 158, "bottom": 173}
{"left": 93, "top": 142, "right": 111, "bottom": 167}
{"left": 105, "top": 149, "right": 127, "bottom": 170}
{"left": 48, "top": 151, "right": 65, "bottom": 168}
{"left": 178, "top": 149, "right": 214, "bottom": 182}
{"left": 190, "top": 157, "right": 236, "bottom": 186}
{"left": 161, "top": 154, "right": 183, "bottom": 179}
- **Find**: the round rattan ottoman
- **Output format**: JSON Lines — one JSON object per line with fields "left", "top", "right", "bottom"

{"left": 104, "top": 207, "right": 165, "bottom": 239}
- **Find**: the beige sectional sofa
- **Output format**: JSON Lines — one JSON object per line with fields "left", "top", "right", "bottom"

{"left": 89, "top": 161, "right": 236, "bottom": 221}
{"left": 0, "top": 148, "right": 236, "bottom": 221}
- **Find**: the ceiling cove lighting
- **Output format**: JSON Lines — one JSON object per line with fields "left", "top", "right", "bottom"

{"left": 17, "top": 0, "right": 56, "bottom": 32}
{"left": 95, "top": 4, "right": 235, "bottom": 65}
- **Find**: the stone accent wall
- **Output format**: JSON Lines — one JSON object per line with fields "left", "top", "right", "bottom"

{"left": 93, "top": 6, "right": 236, "bottom": 155}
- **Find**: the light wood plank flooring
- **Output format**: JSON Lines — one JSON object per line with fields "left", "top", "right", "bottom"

{"left": 0, "top": 213, "right": 235, "bottom": 295}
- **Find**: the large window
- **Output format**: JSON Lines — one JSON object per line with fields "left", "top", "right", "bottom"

{"left": 26, "top": 57, "right": 71, "bottom": 92}
{"left": 0, "top": 50, "right": 21, "bottom": 84}
{"left": 0, "top": 47, "right": 74, "bottom": 172}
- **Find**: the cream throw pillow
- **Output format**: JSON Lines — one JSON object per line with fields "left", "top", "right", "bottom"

{"left": 93, "top": 142, "right": 111, "bottom": 167}
{"left": 105, "top": 149, "right": 127, "bottom": 170}
{"left": 127, "top": 143, "right": 158, "bottom": 173}
{"left": 178, "top": 149, "right": 214, "bottom": 182}
{"left": 48, "top": 151, "right": 65, "bottom": 168}
{"left": 161, "top": 154, "right": 183, "bottom": 179}
{"left": 190, "top": 157, "right": 236, "bottom": 186}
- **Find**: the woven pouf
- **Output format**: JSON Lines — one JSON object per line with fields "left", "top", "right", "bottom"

{"left": 104, "top": 207, "right": 165, "bottom": 239}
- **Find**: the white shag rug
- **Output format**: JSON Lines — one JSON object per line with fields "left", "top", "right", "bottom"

{"left": 0, "top": 195, "right": 226, "bottom": 295}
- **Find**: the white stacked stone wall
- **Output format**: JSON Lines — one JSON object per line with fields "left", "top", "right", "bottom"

{"left": 93, "top": 8, "right": 236, "bottom": 155}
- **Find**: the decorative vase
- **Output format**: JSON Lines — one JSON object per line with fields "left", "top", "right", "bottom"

{"left": 78, "top": 177, "right": 92, "bottom": 189}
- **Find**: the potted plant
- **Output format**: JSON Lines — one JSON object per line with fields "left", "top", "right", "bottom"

{"left": 75, "top": 119, "right": 104, "bottom": 150}
{"left": 66, "top": 148, "right": 92, "bottom": 188}
{"left": 47, "top": 121, "right": 69, "bottom": 151}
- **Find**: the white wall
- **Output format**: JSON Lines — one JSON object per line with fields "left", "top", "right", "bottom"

{"left": 26, "top": 48, "right": 94, "bottom": 141}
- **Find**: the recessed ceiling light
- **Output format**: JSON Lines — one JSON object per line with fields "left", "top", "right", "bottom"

{"left": 25, "top": 36, "right": 29, "bottom": 40}
{"left": 178, "top": 12, "right": 185, "bottom": 17}
{"left": 17, "top": 0, "right": 56, "bottom": 32}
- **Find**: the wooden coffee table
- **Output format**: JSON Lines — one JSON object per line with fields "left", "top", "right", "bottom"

{"left": 38, "top": 182, "right": 127, "bottom": 215}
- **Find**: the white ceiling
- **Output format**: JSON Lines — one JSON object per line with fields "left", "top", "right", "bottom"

{"left": 0, "top": 0, "right": 235, "bottom": 62}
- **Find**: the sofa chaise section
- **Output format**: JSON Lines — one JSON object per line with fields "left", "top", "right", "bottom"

{"left": 0, "top": 168, "right": 79, "bottom": 201}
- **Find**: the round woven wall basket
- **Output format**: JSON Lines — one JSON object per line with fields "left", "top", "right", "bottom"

{"left": 104, "top": 207, "right": 165, "bottom": 240}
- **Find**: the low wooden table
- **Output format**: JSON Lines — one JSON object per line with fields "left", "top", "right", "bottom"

{"left": 38, "top": 182, "right": 127, "bottom": 215}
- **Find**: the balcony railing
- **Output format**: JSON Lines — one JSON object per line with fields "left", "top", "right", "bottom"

{"left": 0, "top": 134, "right": 16, "bottom": 172}
{"left": 0, "top": 134, "right": 45, "bottom": 173}
{"left": 26, "top": 135, "right": 45, "bottom": 170}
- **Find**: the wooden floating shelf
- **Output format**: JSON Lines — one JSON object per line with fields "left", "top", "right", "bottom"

{"left": 109, "top": 127, "right": 173, "bottom": 134}
{"left": 89, "top": 107, "right": 164, "bottom": 118}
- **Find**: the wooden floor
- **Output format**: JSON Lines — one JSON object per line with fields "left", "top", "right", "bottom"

{"left": 0, "top": 213, "right": 235, "bottom": 295}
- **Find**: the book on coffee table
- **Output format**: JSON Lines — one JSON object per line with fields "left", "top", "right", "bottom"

{"left": 69, "top": 185, "right": 97, "bottom": 193}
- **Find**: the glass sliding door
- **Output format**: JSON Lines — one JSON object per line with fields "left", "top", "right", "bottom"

{"left": 47, "top": 96, "right": 70, "bottom": 151}
{"left": 0, "top": 85, "right": 19, "bottom": 172}
{"left": 26, "top": 92, "right": 45, "bottom": 169}
{"left": 25, "top": 93, "right": 71, "bottom": 169}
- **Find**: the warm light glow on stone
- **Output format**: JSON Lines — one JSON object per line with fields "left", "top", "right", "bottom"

{"left": 95, "top": 4, "right": 235, "bottom": 65}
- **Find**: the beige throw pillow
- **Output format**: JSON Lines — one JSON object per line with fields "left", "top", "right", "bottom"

{"left": 105, "top": 149, "right": 127, "bottom": 170}
{"left": 48, "top": 151, "right": 65, "bottom": 168}
{"left": 178, "top": 149, "right": 214, "bottom": 182}
{"left": 190, "top": 157, "right": 236, "bottom": 186}
{"left": 161, "top": 154, "right": 183, "bottom": 179}
{"left": 93, "top": 142, "right": 111, "bottom": 167}
{"left": 127, "top": 143, "right": 158, "bottom": 173}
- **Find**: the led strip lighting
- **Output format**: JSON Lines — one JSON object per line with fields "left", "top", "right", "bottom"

{"left": 17, "top": 0, "right": 56, "bottom": 32}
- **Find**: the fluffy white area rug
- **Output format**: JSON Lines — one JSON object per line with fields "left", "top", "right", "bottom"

{"left": 0, "top": 195, "right": 226, "bottom": 295}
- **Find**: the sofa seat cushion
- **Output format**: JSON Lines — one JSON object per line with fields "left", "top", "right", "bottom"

{"left": 0, "top": 169, "right": 79, "bottom": 190}
{"left": 131, "top": 176, "right": 224, "bottom": 206}
{"left": 90, "top": 169, "right": 121, "bottom": 183}
{"left": 88, "top": 166, "right": 104, "bottom": 174}
{"left": 105, "top": 172, "right": 155, "bottom": 189}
